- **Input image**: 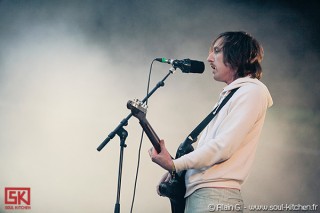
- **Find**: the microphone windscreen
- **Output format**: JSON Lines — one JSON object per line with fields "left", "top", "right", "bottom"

{"left": 190, "top": 60, "right": 205, "bottom": 73}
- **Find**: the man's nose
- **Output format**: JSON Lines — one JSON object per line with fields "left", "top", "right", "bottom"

{"left": 207, "top": 52, "right": 214, "bottom": 62}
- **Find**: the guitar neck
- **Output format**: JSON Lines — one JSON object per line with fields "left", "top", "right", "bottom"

{"left": 138, "top": 118, "right": 161, "bottom": 153}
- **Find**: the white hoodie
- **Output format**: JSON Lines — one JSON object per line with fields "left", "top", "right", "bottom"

{"left": 173, "top": 77, "right": 273, "bottom": 197}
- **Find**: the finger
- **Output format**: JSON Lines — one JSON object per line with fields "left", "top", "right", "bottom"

{"left": 159, "top": 140, "right": 167, "bottom": 150}
{"left": 165, "top": 173, "right": 171, "bottom": 182}
{"left": 159, "top": 139, "right": 165, "bottom": 145}
{"left": 151, "top": 147, "right": 158, "bottom": 155}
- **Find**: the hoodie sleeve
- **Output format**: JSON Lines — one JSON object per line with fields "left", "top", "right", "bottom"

{"left": 173, "top": 83, "right": 270, "bottom": 172}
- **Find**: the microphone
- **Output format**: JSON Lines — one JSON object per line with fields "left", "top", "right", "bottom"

{"left": 155, "top": 58, "right": 205, "bottom": 74}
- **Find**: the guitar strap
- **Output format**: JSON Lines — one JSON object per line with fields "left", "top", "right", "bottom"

{"left": 188, "top": 87, "right": 240, "bottom": 143}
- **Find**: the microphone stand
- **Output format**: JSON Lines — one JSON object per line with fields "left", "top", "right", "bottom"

{"left": 114, "top": 126, "right": 128, "bottom": 213}
{"left": 97, "top": 67, "right": 176, "bottom": 213}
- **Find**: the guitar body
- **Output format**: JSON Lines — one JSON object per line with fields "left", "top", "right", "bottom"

{"left": 159, "top": 140, "right": 194, "bottom": 213}
{"left": 160, "top": 171, "right": 187, "bottom": 213}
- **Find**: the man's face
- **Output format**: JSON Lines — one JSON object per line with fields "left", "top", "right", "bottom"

{"left": 207, "top": 38, "right": 236, "bottom": 85}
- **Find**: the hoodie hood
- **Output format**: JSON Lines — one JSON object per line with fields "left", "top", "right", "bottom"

{"left": 223, "top": 77, "right": 273, "bottom": 108}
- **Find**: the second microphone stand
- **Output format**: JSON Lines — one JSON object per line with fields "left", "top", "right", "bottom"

{"left": 97, "top": 67, "right": 176, "bottom": 213}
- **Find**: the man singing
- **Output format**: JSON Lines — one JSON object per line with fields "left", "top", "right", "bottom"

{"left": 149, "top": 31, "right": 273, "bottom": 213}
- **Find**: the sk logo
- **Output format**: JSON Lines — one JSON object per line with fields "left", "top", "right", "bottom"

{"left": 5, "top": 187, "right": 31, "bottom": 205}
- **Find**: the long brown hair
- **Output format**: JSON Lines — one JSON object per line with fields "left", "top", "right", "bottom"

{"left": 212, "top": 31, "right": 264, "bottom": 79}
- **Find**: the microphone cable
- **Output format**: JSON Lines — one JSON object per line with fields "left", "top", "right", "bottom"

{"left": 130, "top": 59, "right": 156, "bottom": 213}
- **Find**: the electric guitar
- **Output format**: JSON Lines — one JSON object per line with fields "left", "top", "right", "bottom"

{"left": 127, "top": 99, "right": 194, "bottom": 213}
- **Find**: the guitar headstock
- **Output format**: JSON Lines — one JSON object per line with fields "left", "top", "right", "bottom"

{"left": 127, "top": 99, "right": 148, "bottom": 120}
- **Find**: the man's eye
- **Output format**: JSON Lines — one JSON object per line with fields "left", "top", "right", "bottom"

{"left": 214, "top": 47, "right": 221, "bottom": 53}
